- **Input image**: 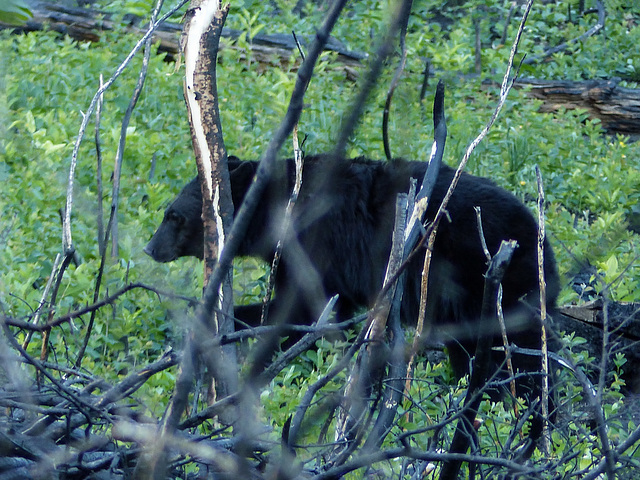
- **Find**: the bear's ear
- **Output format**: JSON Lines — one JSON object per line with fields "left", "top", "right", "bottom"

{"left": 230, "top": 160, "right": 256, "bottom": 184}
{"left": 228, "top": 155, "right": 241, "bottom": 166}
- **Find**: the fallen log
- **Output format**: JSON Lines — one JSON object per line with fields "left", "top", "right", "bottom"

{"left": 556, "top": 300, "right": 640, "bottom": 393}
{"left": 516, "top": 77, "right": 640, "bottom": 136}
{"left": 5, "top": 2, "right": 640, "bottom": 135}
{"left": 1, "top": 0, "right": 366, "bottom": 70}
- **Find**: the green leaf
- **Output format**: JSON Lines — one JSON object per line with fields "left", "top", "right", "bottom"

{"left": 0, "top": 0, "right": 32, "bottom": 25}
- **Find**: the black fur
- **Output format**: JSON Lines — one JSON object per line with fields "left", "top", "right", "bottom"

{"left": 145, "top": 155, "right": 559, "bottom": 390}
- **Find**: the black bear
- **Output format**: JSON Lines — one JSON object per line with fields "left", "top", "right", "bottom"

{"left": 145, "top": 154, "right": 559, "bottom": 391}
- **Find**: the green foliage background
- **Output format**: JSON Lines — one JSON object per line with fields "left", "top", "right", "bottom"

{"left": 1, "top": 0, "right": 639, "bottom": 472}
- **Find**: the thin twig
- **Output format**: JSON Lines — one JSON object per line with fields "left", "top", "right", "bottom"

{"left": 261, "top": 108, "right": 306, "bottom": 324}
{"left": 76, "top": 73, "right": 109, "bottom": 368}
{"left": 21, "top": 253, "right": 60, "bottom": 349}
{"left": 4, "top": 282, "right": 196, "bottom": 332}
{"left": 96, "top": 74, "right": 105, "bottom": 256}
{"left": 313, "top": 445, "right": 536, "bottom": 480}
{"left": 292, "top": 30, "right": 306, "bottom": 60}
{"left": 110, "top": 1, "right": 162, "bottom": 257}
{"left": 523, "top": 0, "right": 605, "bottom": 65}
{"left": 62, "top": 0, "right": 189, "bottom": 252}
{"left": 2, "top": 322, "right": 98, "bottom": 416}
{"left": 475, "top": 206, "right": 517, "bottom": 404}
{"left": 535, "top": 165, "right": 551, "bottom": 454}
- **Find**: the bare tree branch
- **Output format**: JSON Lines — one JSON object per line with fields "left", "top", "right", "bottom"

{"left": 382, "top": 0, "right": 413, "bottom": 161}
{"left": 199, "top": 0, "right": 349, "bottom": 353}
{"left": 523, "top": 0, "right": 605, "bottom": 65}
{"left": 440, "top": 240, "right": 517, "bottom": 480}
{"left": 62, "top": 0, "right": 189, "bottom": 253}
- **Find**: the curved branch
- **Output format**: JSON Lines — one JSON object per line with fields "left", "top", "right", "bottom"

{"left": 523, "top": 0, "right": 605, "bottom": 65}
{"left": 382, "top": 0, "right": 413, "bottom": 161}
{"left": 3, "top": 283, "right": 198, "bottom": 332}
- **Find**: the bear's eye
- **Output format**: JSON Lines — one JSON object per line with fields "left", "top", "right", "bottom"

{"left": 166, "top": 210, "right": 185, "bottom": 225}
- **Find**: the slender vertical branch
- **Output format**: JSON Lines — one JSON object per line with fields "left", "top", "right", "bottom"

{"left": 261, "top": 128, "right": 305, "bottom": 324}
{"left": 383, "top": 0, "right": 413, "bottom": 161}
{"left": 96, "top": 74, "right": 105, "bottom": 257}
{"left": 260, "top": 35, "right": 308, "bottom": 325}
{"left": 440, "top": 241, "right": 517, "bottom": 480}
{"left": 110, "top": 0, "right": 162, "bottom": 258}
{"left": 535, "top": 165, "right": 550, "bottom": 454}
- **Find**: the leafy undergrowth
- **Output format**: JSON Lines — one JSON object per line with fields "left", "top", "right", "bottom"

{"left": 1, "top": 0, "right": 639, "bottom": 478}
